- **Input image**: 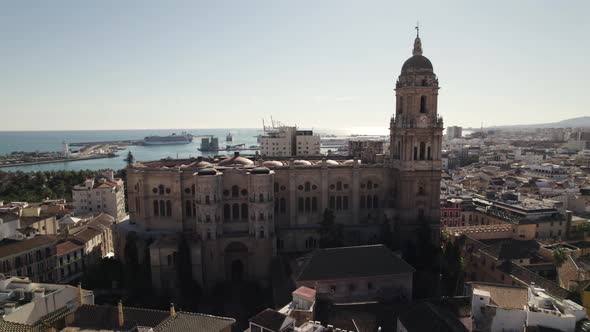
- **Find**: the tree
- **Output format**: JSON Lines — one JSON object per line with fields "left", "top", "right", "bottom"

{"left": 124, "top": 151, "right": 135, "bottom": 167}
{"left": 553, "top": 248, "right": 568, "bottom": 267}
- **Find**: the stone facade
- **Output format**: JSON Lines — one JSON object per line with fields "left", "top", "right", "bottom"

{"left": 123, "top": 34, "right": 442, "bottom": 293}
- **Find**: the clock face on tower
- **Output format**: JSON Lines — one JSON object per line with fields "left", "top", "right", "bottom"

{"left": 417, "top": 114, "right": 429, "bottom": 128}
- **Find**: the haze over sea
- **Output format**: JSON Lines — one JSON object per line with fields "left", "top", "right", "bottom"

{"left": 0, "top": 127, "right": 388, "bottom": 172}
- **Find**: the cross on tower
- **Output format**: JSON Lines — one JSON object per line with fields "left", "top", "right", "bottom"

{"left": 415, "top": 21, "right": 420, "bottom": 37}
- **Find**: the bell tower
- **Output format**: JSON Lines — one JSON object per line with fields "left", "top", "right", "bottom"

{"left": 390, "top": 28, "right": 443, "bottom": 241}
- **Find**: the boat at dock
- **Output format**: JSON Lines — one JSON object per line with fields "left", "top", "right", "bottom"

{"left": 143, "top": 132, "right": 193, "bottom": 145}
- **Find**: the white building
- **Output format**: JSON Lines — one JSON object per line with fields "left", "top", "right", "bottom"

{"left": 0, "top": 214, "right": 20, "bottom": 240}
{"left": 470, "top": 282, "right": 586, "bottom": 332}
{"left": 72, "top": 171, "right": 126, "bottom": 221}
{"left": 0, "top": 275, "right": 93, "bottom": 329}
{"left": 526, "top": 163, "right": 569, "bottom": 180}
{"left": 260, "top": 125, "right": 320, "bottom": 157}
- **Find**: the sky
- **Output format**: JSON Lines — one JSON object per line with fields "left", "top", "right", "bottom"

{"left": 1, "top": 0, "right": 589, "bottom": 132}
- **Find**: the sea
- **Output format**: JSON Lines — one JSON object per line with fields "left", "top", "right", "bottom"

{"left": 0, "top": 127, "right": 388, "bottom": 172}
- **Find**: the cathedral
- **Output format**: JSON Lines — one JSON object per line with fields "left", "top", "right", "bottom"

{"left": 121, "top": 32, "right": 443, "bottom": 294}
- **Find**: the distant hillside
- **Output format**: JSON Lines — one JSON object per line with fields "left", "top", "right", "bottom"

{"left": 466, "top": 116, "right": 590, "bottom": 130}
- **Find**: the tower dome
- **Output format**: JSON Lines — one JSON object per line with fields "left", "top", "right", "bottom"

{"left": 401, "top": 28, "right": 433, "bottom": 73}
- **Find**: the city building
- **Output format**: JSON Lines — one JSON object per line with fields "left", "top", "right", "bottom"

{"left": 0, "top": 235, "right": 57, "bottom": 282}
{"left": 61, "top": 302, "right": 235, "bottom": 332}
{"left": 260, "top": 124, "right": 321, "bottom": 157}
{"left": 248, "top": 308, "right": 295, "bottom": 332}
{"left": 397, "top": 299, "right": 470, "bottom": 332}
{"left": 56, "top": 239, "right": 85, "bottom": 283}
{"left": 72, "top": 170, "right": 126, "bottom": 221}
{"left": 348, "top": 139, "right": 385, "bottom": 164}
{"left": 469, "top": 282, "right": 587, "bottom": 332}
{"left": 122, "top": 32, "right": 443, "bottom": 294}
{"left": 0, "top": 275, "right": 94, "bottom": 331}
{"left": 295, "top": 245, "right": 415, "bottom": 303}
{"left": 67, "top": 213, "right": 116, "bottom": 265}
{"left": 447, "top": 126, "right": 463, "bottom": 139}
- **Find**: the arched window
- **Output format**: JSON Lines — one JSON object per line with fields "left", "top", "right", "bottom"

{"left": 191, "top": 184, "right": 195, "bottom": 195}
{"left": 367, "top": 181, "right": 373, "bottom": 190}
{"left": 305, "top": 197, "right": 311, "bottom": 212}
{"left": 259, "top": 193, "right": 264, "bottom": 202}
{"left": 343, "top": 196, "right": 349, "bottom": 210}
{"left": 159, "top": 200, "right": 166, "bottom": 217}
{"left": 224, "top": 204, "right": 231, "bottom": 221}
{"left": 420, "top": 96, "right": 427, "bottom": 113}
{"left": 135, "top": 197, "right": 141, "bottom": 216}
{"left": 259, "top": 226, "right": 265, "bottom": 239}
{"left": 413, "top": 147, "right": 418, "bottom": 160}
{"left": 305, "top": 182, "right": 311, "bottom": 192}
{"left": 427, "top": 146, "right": 431, "bottom": 160}
{"left": 418, "top": 186, "right": 425, "bottom": 196}
{"left": 298, "top": 198, "right": 304, "bottom": 212}
{"left": 336, "top": 196, "right": 342, "bottom": 210}
{"left": 205, "top": 195, "right": 210, "bottom": 205}
{"left": 419, "top": 142, "right": 426, "bottom": 160}
{"left": 153, "top": 200, "right": 159, "bottom": 216}
{"left": 274, "top": 182, "right": 279, "bottom": 193}
{"left": 206, "top": 229, "right": 211, "bottom": 240}
{"left": 241, "top": 203, "right": 248, "bottom": 220}
{"left": 185, "top": 200, "right": 192, "bottom": 217}
{"left": 159, "top": 184, "right": 165, "bottom": 195}
{"left": 280, "top": 198, "right": 286, "bottom": 214}
{"left": 166, "top": 200, "right": 172, "bottom": 216}
{"left": 373, "top": 195, "right": 379, "bottom": 208}
{"left": 232, "top": 203, "right": 240, "bottom": 220}
{"left": 337, "top": 181, "right": 342, "bottom": 191}
{"left": 232, "top": 185, "right": 239, "bottom": 198}
{"left": 367, "top": 196, "right": 373, "bottom": 209}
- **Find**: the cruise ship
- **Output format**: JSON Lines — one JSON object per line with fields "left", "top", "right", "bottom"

{"left": 143, "top": 133, "right": 193, "bottom": 145}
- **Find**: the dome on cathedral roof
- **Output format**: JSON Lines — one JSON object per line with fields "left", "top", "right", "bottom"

{"left": 196, "top": 161, "right": 213, "bottom": 168}
{"left": 218, "top": 153, "right": 254, "bottom": 167}
{"left": 401, "top": 55, "right": 433, "bottom": 73}
{"left": 401, "top": 32, "right": 433, "bottom": 74}
{"left": 293, "top": 160, "right": 312, "bottom": 166}
{"left": 198, "top": 168, "right": 217, "bottom": 176}
{"left": 250, "top": 167, "right": 271, "bottom": 175}
{"left": 342, "top": 159, "right": 361, "bottom": 165}
{"left": 262, "top": 160, "right": 284, "bottom": 167}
